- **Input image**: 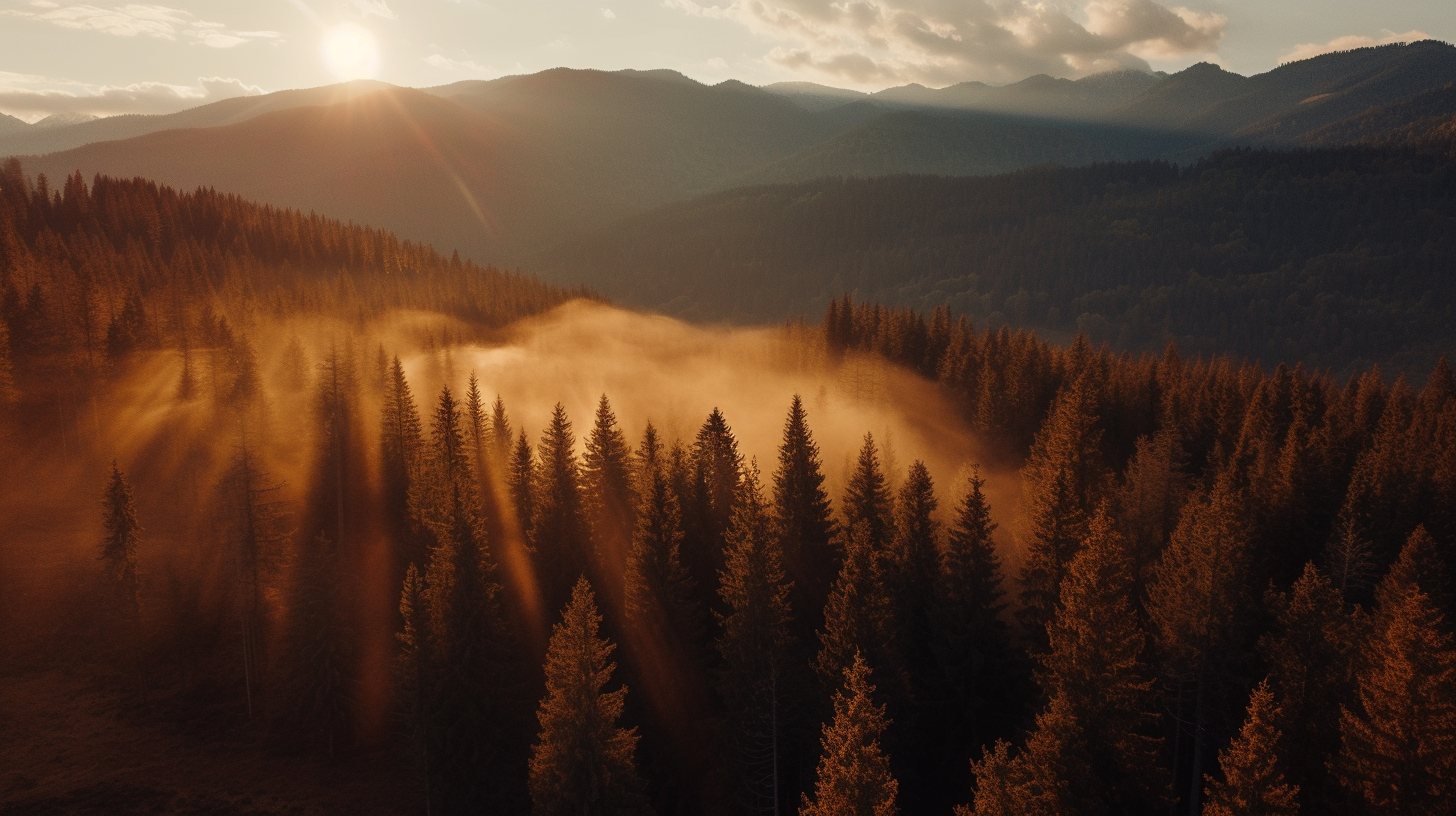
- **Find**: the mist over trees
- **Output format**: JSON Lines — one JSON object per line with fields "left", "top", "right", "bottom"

{"left": 3, "top": 166, "right": 1456, "bottom": 816}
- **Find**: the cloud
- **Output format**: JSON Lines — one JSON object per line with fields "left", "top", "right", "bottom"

{"left": 3, "top": 2, "right": 282, "bottom": 47}
{"left": 351, "top": 0, "right": 396, "bottom": 20}
{"left": 0, "top": 71, "right": 265, "bottom": 120}
{"left": 1279, "top": 30, "right": 1431, "bottom": 65}
{"left": 423, "top": 54, "right": 497, "bottom": 75}
{"left": 667, "top": 0, "right": 1225, "bottom": 86}
{"left": 601, "top": 7, "right": 615, "bottom": 19}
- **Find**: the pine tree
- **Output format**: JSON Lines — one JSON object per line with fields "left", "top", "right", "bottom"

{"left": 1114, "top": 428, "right": 1188, "bottom": 587}
{"left": 219, "top": 442, "right": 285, "bottom": 720}
{"left": 1258, "top": 563, "right": 1358, "bottom": 811}
{"left": 773, "top": 395, "right": 837, "bottom": 639}
{"left": 491, "top": 396, "right": 512, "bottom": 466}
{"left": 0, "top": 316, "right": 16, "bottom": 404}
{"left": 278, "top": 533, "right": 352, "bottom": 757}
{"left": 817, "top": 522, "right": 899, "bottom": 697}
{"left": 381, "top": 356, "right": 425, "bottom": 570}
{"left": 396, "top": 563, "right": 433, "bottom": 813}
{"left": 1017, "top": 372, "right": 1104, "bottom": 647}
{"left": 1336, "top": 542, "right": 1456, "bottom": 815}
{"left": 686, "top": 407, "right": 742, "bottom": 601}
{"left": 1203, "top": 681, "right": 1299, "bottom": 816}
{"left": 843, "top": 434, "right": 893, "bottom": 551}
{"left": 534, "top": 404, "right": 592, "bottom": 617}
{"left": 624, "top": 458, "right": 699, "bottom": 652}
{"left": 585, "top": 394, "right": 636, "bottom": 609}
{"left": 963, "top": 695, "right": 1097, "bottom": 816}
{"left": 509, "top": 429, "right": 535, "bottom": 545}
{"left": 800, "top": 653, "right": 899, "bottom": 816}
{"left": 1146, "top": 473, "right": 1255, "bottom": 815}
{"left": 888, "top": 461, "right": 940, "bottom": 680}
{"left": 530, "top": 578, "right": 648, "bottom": 816}
{"left": 1039, "top": 506, "right": 1164, "bottom": 813}
{"left": 928, "top": 468, "right": 1020, "bottom": 795}
{"left": 716, "top": 463, "right": 799, "bottom": 815}
{"left": 99, "top": 461, "right": 143, "bottom": 691}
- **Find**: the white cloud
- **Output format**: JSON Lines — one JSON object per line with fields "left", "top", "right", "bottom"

{"left": 423, "top": 54, "right": 497, "bottom": 75}
{"left": 3, "top": 2, "right": 282, "bottom": 47}
{"left": 0, "top": 71, "right": 265, "bottom": 120}
{"left": 351, "top": 0, "right": 396, "bottom": 20}
{"left": 1279, "top": 30, "right": 1431, "bottom": 65}
{"left": 601, "top": 7, "right": 615, "bottom": 19}
{"left": 667, "top": 0, "right": 1225, "bottom": 86}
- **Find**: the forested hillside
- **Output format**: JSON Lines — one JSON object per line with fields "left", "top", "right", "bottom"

{"left": 547, "top": 146, "right": 1456, "bottom": 374}
{"left": 2, "top": 168, "right": 1454, "bottom": 816}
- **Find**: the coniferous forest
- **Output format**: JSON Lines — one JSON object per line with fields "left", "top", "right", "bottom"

{"left": 3, "top": 157, "right": 1456, "bottom": 816}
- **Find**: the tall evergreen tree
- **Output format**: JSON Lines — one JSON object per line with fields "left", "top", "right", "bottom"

{"left": 381, "top": 356, "right": 425, "bottom": 571}
{"left": 843, "top": 434, "right": 893, "bottom": 551}
{"left": 585, "top": 394, "right": 637, "bottom": 611}
{"left": 1039, "top": 507, "right": 1164, "bottom": 814}
{"left": 963, "top": 695, "right": 1097, "bottom": 816}
{"left": 800, "top": 653, "right": 899, "bottom": 816}
{"left": 1258, "top": 563, "right": 1359, "bottom": 811}
{"left": 1017, "top": 372, "right": 1105, "bottom": 647}
{"left": 716, "top": 464, "right": 800, "bottom": 815}
{"left": 491, "top": 396, "right": 513, "bottom": 467}
{"left": 1336, "top": 539, "right": 1456, "bottom": 816}
{"left": 624, "top": 457, "right": 699, "bottom": 654}
{"left": 99, "top": 461, "right": 143, "bottom": 691}
{"left": 534, "top": 403, "right": 592, "bottom": 617}
{"left": 1203, "top": 680, "right": 1299, "bottom": 816}
{"left": 927, "top": 468, "right": 1021, "bottom": 804}
{"left": 530, "top": 578, "right": 648, "bottom": 816}
{"left": 772, "top": 395, "right": 837, "bottom": 639}
{"left": 685, "top": 408, "right": 742, "bottom": 603}
{"left": 0, "top": 317, "right": 15, "bottom": 404}
{"left": 278, "top": 532, "right": 352, "bottom": 756}
{"left": 1147, "top": 474, "right": 1256, "bottom": 816}
{"left": 817, "top": 522, "right": 899, "bottom": 698}
{"left": 509, "top": 429, "right": 536, "bottom": 546}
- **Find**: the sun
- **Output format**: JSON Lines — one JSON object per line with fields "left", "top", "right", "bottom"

{"left": 321, "top": 23, "right": 381, "bottom": 81}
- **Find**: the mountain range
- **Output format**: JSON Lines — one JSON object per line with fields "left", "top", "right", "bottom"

{"left": 4, "top": 41, "right": 1456, "bottom": 315}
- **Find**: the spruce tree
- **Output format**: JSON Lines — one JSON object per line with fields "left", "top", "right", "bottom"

{"left": 773, "top": 395, "right": 837, "bottom": 639}
{"left": 928, "top": 468, "right": 1020, "bottom": 797}
{"left": 584, "top": 394, "right": 636, "bottom": 608}
{"left": 1203, "top": 680, "right": 1299, "bottom": 816}
{"left": 686, "top": 407, "right": 742, "bottom": 602}
{"left": 800, "top": 653, "right": 899, "bottom": 816}
{"left": 817, "top": 522, "right": 899, "bottom": 697}
{"left": 278, "top": 532, "right": 352, "bottom": 757}
{"left": 99, "top": 461, "right": 143, "bottom": 691}
{"left": 534, "top": 404, "right": 591, "bottom": 616}
{"left": 530, "top": 577, "right": 648, "bottom": 816}
{"left": 1146, "top": 473, "right": 1255, "bottom": 815}
{"left": 396, "top": 563, "right": 433, "bottom": 813}
{"left": 381, "top": 356, "right": 425, "bottom": 570}
{"left": 843, "top": 434, "right": 893, "bottom": 551}
{"left": 1336, "top": 544, "right": 1456, "bottom": 815}
{"left": 1017, "top": 372, "right": 1104, "bottom": 647}
{"left": 0, "top": 317, "right": 15, "bottom": 404}
{"left": 509, "top": 429, "right": 535, "bottom": 545}
{"left": 1258, "top": 563, "right": 1358, "bottom": 811}
{"left": 716, "top": 463, "right": 799, "bottom": 814}
{"left": 624, "top": 458, "right": 699, "bottom": 654}
{"left": 491, "top": 396, "right": 512, "bottom": 466}
{"left": 963, "top": 695, "right": 1096, "bottom": 816}
{"left": 1040, "top": 506, "right": 1164, "bottom": 813}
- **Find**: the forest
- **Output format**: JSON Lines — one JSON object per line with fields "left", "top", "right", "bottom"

{"left": 547, "top": 145, "right": 1456, "bottom": 376}
{"left": 1, "top": 163, "right": 1454, "bottom": 816}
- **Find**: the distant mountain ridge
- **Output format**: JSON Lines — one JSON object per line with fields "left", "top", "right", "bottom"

{"left": 6, "top": 41, "right": 1456, "bottom": 270}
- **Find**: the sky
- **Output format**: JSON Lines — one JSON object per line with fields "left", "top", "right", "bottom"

{"left": 0, "top": 0, "right": 1453, "bottom": 121}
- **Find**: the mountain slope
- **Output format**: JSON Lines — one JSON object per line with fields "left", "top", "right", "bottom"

{"left": 21, "top": 71, "right": 876, "bottom": 263}
{"left": 544, "top": 148, "right": 1456, "bottom": 373}
{"left": 0, "top": 113, "right": 28, "bottom": 138}
{"left": 0, "top": 81, "right": 392, "bottom": 158}
{"left": 741, "top": 110, "right": 1200, "bottom": 184}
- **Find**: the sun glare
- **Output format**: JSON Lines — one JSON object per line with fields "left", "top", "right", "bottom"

{"left": 321, "top": 23, "right": 380, "bottom": 81}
